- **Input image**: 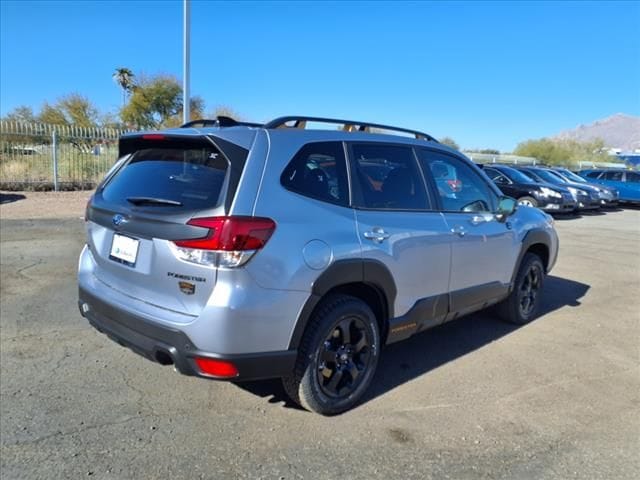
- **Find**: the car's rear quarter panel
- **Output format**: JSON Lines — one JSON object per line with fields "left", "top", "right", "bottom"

{"left": 245, "top": 131, "right": 361, "bottom": 293}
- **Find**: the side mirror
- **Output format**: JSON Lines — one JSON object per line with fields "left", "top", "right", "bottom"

{"left": 495, "top": 196, "right": 517, "bottom": 222}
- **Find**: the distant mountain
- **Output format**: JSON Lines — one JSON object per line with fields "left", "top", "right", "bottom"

{"left": 555, "top": 113, "right": 640, "bottom": 151}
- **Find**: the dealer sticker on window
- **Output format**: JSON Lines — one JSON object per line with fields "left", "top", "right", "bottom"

{"left": 109, "top": 233, "right": 140, "bottom": 267}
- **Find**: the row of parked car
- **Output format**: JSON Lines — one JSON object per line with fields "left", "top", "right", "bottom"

{"left": 479, "top": 164, "right": 640, "bottom": 214}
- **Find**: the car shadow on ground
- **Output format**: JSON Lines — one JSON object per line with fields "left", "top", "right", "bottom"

{"left": 234, "top": 275, "right": 590, "bottom": 412}
{"left": 580, "top": 209, "right": 607, "bottom": 216}
{"left": 0, "top": 193, "right": 26, "bottom": 204}
{"left": 552, "top": 212, "right": 582, "bottom": 221}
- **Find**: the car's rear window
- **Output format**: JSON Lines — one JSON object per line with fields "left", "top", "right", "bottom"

{"left": 101, "top": 146, "right": 229, "bottom": 210}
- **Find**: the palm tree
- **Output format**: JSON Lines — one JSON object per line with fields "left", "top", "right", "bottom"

{"left": 112, "top": 68, "right": 135, "bottom": 106}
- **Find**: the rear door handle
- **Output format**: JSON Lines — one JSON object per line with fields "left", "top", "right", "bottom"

{"left": 451, "top": 225, "right": 466, "bottom": 237}
{"left": 363, "top": 227, "right": 390, "bottom": 243}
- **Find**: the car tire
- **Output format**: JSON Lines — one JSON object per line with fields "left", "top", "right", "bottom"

{"left": 496, "top": 252, "right": 545, "bottom": 325}
{"left": 282, "top": 294, "right": 380, "bottom": 415}
{"left": 517, "top": 196, "right": 538, "bottom": 207}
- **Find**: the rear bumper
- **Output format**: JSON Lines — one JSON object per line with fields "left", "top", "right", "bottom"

{"left": 78, "top": 286, "right": 297, "bottom": 381}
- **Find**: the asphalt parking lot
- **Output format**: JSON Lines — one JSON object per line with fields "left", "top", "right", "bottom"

{"left": 1, "top": 194, "right": 639, "bottom": 480}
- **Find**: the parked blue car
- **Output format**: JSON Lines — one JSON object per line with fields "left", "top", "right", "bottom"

{"left": 578, "top": 169, "right": 640, "bottom": 205}
{"left": 552, "top": 168, "right": 619, "bottom": 208}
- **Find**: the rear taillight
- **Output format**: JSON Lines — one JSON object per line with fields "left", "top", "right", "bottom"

{"left": 171, "top": 216, "right": 276, "bottom": 268}
{"left": 194, "top": 357, "right": 238, "bottom": 378}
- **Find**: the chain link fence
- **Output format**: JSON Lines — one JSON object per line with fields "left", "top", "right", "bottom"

{"left": 0, "top": 121, "right": 132, "bottom": 190}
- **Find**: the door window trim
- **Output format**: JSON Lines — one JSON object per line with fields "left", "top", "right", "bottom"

{"left": 345, "top": 141, "right": 435, "bottom": 212}
{"left": 416, "top": 147, "right": 501, "bottom": 214}
{"left": 280, "top": 140, "right": 351, "bottom": 208}
{"left": 625, "top": 171, "right": 640, "bottom": 183}
{"left": 484, "top": 167, "right": 512, "bottom": 185}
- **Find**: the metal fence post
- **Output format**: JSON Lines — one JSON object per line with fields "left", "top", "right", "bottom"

{"left": 52, "top": 129, "right": 59, "bottom": 191}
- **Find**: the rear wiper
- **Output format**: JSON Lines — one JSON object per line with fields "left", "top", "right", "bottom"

{"left": 126, "top": 196, "right": 183, "bottom": 206}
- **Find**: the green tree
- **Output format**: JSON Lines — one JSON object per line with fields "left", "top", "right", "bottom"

{"left": 121, "top": 74, "right": 203, "bottom": 129}
{"left": 514, "top": 138, "right": 610, "bottom": 166}
{"left": 99, "top": 111, "right": 125, "bottom": 130}
{"left": 38, "top": 94, "right": 99, "bottom": 128}
{"left": 440, "top": 136, "right": 460, "bottom": 150}
{"left": 38, "top": 103, "right": 68, "bottom": 125}
{"left": 112, "top": 67, "right": 136, "bottom": 107}
{"left": 163, "top": 97, "right": 206, "bottom": 128}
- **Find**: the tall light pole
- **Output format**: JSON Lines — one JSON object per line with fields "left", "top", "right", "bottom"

{"left": 183, "top": 0, "right": 191, "bottom": 124}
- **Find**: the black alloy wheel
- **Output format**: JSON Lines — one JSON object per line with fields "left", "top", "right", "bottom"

{"left": 316, "top": 316, "right": 373, "bottom": 398}
{"left": 282, "top": 294, "right": 380, "bottom": 415}
{"left": 518, "top": 263, "right": 542, "bottom": 318}
{"left": 496, "top": 252, "right": 545, "bottom": 325}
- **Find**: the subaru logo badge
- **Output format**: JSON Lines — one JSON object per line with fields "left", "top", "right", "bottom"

{"left": 112, "top": 214, "right": 126, "bottom": 227}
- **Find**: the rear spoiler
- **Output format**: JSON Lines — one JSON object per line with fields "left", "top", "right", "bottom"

{"left": 118, "top": 133, "right": 216, "bottom": 158}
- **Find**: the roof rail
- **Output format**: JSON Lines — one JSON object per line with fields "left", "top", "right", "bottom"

{"left": 180, "top": 116, "right": 262, "bottom": 128}
{"left": 263, "top": 116, "right": 438, "bottom": 142}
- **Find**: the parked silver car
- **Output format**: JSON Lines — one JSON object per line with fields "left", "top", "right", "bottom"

{"left": 78, "top": 116, "right": 559, "bottom": 414}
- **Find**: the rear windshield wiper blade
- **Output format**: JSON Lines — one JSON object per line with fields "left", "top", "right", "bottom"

{"left": 126, "top": 196, "right": 183, "bottom": 206}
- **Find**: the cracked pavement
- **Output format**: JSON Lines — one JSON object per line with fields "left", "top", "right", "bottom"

{"left": 1, "top": 204, "right": 639, "bottom": 479}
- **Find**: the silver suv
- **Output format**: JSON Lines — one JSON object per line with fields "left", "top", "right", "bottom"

{"left": 78, "top": 116, "right": 558, "bottom": 415}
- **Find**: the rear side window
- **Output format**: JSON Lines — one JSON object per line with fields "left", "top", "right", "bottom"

{"left": 102, "top": 145, "right": 228, "bottom": 210}
{"left": 280, "top": 142, "right": 349, "bottom": 206}
{"left": 584, "top": 171, "right": 601, "bottom": 179}
{"left": 603, "top": 171, "right": 624, "bottom": 181}
{"left": 350, "top": 143, "right": 430, "bottom": 210}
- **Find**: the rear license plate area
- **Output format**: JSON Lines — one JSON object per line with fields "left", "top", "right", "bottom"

{"left": 109, "top": 233, "right": 140, "bottom": 267}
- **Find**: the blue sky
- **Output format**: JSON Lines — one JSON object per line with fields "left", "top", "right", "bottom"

{"left": 1, "top": 0, "right": 639, "bottom": 151}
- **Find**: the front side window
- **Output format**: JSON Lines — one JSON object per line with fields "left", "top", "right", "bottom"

{"left": 626, "top": 172, "right": 640, "bottom": 183}
{"left": 417, "top": 149, "right": 497, "bottom": 213}
{"left": 280, "top": 142, "right": 349, "bottom": 206}
{"left": 485, "top": 168, "right": 509, "bottom": 185}
{"left": 349, "top": 143, "right": 430, "bottom": 210}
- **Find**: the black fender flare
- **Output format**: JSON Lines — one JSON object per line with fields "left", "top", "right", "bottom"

{"left": 287, "top": 259, "right": 397, "bottom": 350}
{"left": 510, "top": 228, "right": 553, "bottom": 289}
